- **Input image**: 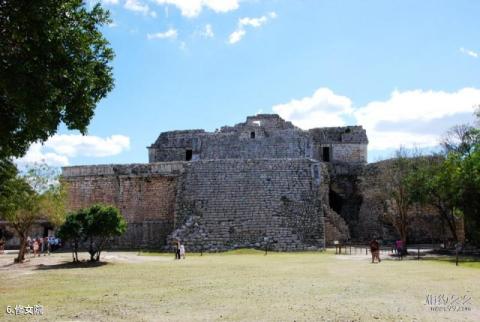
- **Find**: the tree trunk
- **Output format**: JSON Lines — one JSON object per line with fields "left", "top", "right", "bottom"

{"left": 74, "top": 240, "right": 79, "bottom": 262}
{"left": 437, "top": 206, "right": 458, "bottom": 243}
{"left": 15, "top": 235, "right": 27, "bottom": 263}
{"left": 89, "top": 237, "right": 96, "bottom": 261}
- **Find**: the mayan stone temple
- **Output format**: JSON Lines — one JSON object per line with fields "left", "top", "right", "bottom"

{"left": 64, "top": 113, "right": 453, "bottom": 251}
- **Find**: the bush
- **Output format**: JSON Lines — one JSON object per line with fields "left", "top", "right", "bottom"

{"left": 57, "top": 204, "right": 127, "bottom": 262}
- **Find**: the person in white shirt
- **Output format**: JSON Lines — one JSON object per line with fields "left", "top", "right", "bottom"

{"left": 179, "top": 244, "right": 186, "bottom": 259}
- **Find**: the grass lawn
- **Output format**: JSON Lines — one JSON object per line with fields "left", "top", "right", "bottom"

{"left": 1, "top": 249, "right": 479, "bottom": 321}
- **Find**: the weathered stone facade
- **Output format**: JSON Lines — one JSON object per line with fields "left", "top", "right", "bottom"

{"left": 171, "top": 159, "right": 327, "bottom": 251}
{"left": 148, "top": 114, "right": 368, "bottom": 164}
{"left": 62, "top": 163, "right": 183, "bottom": 248}
{"left": 63, "top": 114, "right": 368, "bottom": 250}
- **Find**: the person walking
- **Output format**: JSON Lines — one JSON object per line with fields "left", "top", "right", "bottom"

{"left": 33, "top": 239, "right": 39, "bottom": 257}
{"left": 173, "top": 240, "right": 181, "bottom": 260}
{"left": 395, "top": 239, "right": 404, "bottom": 259}
{"left": 369, "top": 237, "right": 381, "bottom": 263}
{"left": 180, "top": 244, "right": 186, "bottom": 259}
{"left": 0, "top": 237, "right": 5, "bottom": 254}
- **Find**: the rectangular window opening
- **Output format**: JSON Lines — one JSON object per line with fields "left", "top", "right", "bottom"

{"left": 250, "top": 131, "right": 255, "bottom": 139}
{"left": 322, "top": 147, "right": 330, "bottom": 162}
{"left": 186, "top": 149, "right": 193, "bottom": 161}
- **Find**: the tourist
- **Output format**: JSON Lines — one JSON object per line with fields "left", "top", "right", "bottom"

{"left": 40, "top": 236, "right": 45, "bottom": 254}
{"left": 173, "top": 240, "right": 180, "bottom": 260}
{"left": 0, "top": 238, "right": 5, "bottom": 254}
{"left": 395, "top": 239, "right": 404, "bottom": 258}
{"left": 180, "top": 244, "right": 186, "bottom": 259}
{"left": 43, "top": 236, "right": 50, "bottom": 256}
{"left": 27, "top": 236, "right": 32, "bottom": 254}
{"left": 369, "top": 237, "right": 381, "bottom": 263}
{"left": 47, "top": 236, "right": 52, "bottom": 254}
{"left": 33, "top": 238, "right": 39, "bottom": 257}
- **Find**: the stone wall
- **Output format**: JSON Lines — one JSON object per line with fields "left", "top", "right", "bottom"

{"left": 148, "top": 115, "right": 368, "bottom": 164}
{"left": 149, "top": 129, "right": 311, "bottom": 163}
{"left": 170, "top": 159, "right": 326, "bottom": 251}
{"left": 309, "top": 126, "right": 368, "bottom": 163}
{"left": 62, "top": 163, "right": 184, "bottom": 248}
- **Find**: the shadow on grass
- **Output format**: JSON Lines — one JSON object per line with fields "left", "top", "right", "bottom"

{"left": 420, "top": 255, "right": 480, "bottom": 268}
{"left": 35, "top": 261, "right": 109, "bottom": 270}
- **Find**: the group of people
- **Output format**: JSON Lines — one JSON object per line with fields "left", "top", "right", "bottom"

{"left": 174, "top": 241, "right": 186, "bottom": 260}
{"left": 369, "top": 238, "right": 407, "bottom": 263}
{"left": 27, "top": 236, "right": 61, "bottom": 257}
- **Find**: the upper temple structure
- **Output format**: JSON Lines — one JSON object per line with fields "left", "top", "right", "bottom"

{"left": 58, "top": 114, "right": 458, "bottom": 251}
{"left": 148, "top": 114, "right": 368, "bottom": 163}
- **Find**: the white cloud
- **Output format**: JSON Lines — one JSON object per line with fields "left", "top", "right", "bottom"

{"left": 228, "top": 12, "right": 277, "bottom": 44}
{"left": 102, "top": 0, "right": 119, "bottom": 4}
{"left": 228, "top": 29, "right": 246, "bottom": 44}
{"left": 154, "top": 0, "right": 239, "bottom": 17}
{"left": 15, "top": 134, "right": 131, "bottom": 167}
{"left": 354, "top": 88, "right": 480, "bottom": 150}
{"left": 199, "top": 24, "right": 214, "bottom": 38}
{"left": 272, "top": 87, "right": 480, "bottom": 151}
{"left": 125, "top": 0, "right": 157, "bottom": 17}
{"left": 272, "top": 88, "right": 353, "bottom": 129}
{"left": 147, "top": 28, "right": 178, "bottom": 40}
{"left": 15, "top": 143, "right": 70, "bottom": 167}
{"left": 460, "top": 47, "right": 479, "bottom": 58}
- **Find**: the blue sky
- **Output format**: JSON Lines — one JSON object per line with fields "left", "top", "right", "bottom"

{"left": 17, "top": 0, "right": 480, "bottom": 166}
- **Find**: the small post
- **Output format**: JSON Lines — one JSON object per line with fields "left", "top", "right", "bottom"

{"left": 455, "top": 241, "right": 461, "bottom": 266}
{"left": 264, "top": 237, "right": 268, "bottom": 256}
{"left": 366, "top": 247, "right": 368, "bottom": 255}
{"left": 417, "top": 248, "right": 420, "bottom": 260}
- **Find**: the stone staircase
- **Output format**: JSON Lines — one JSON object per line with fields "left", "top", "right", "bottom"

{"left": 323, "top": 205, "right": 350, "bottom": 245}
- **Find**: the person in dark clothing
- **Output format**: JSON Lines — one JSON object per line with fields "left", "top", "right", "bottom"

{"left": 174, "top": 240, "right": 181, "bottom": 260}
{"left": 370, "top": 238, "right": 381, "bottom": 263}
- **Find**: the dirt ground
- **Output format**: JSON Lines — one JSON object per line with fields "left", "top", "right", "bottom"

{"left": 0, "top": 249, "right": 479, "bottom": 321}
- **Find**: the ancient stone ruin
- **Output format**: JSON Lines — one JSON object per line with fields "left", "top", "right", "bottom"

{"left": 62, "top": 114, "right": 452, "bottom": 251}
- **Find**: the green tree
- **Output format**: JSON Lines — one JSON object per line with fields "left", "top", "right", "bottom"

{"left": 0, "top": 0, "right": 114, "bottom": 159}
{"left": 83, "top": 204, "right": 127, "bottom": 262}
{"left": 57, "top": 210, "right": 84, "bottom": 262}
{"left": 457, "top": 143, "right": 480, "bottom": 244}
{"left": 409, "top": 108, "right": 480, "bottom": 245}
{"left": 0, "top": 162, "right": 67, "bottom": 262}
{"left": 58, "top": 204, "right": 126, "bottom": 262}
{"left": 408, "top": 155, "right": 462, "bottom": 242}
{"left": 0, "top": 176, "right": 37, "bottom": 262}
{"left": 379, "top": 148, "right": 417, "bottom": 244}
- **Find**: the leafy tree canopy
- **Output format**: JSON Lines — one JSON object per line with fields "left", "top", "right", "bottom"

{"left": 58, "top": 204, "right": 127, "bottom": 262}
{"left": 0, "top": 161, "right": 68, "bottom": 262}
{"left": 0, "top": 0, "right": 114, "bottom": 159}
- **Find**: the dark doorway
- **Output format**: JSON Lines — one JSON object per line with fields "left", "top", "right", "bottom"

{"left": 322, "top": 147, "right": 330, "bottom": 162}
{"left": 186, "top": 149, "right": 193, "bottom": 161}
{"left": 329, "top": 190, "right": 343, "bottom": 214}
{"left": 250, "top": 131, "right": 255, "bottom": 139}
